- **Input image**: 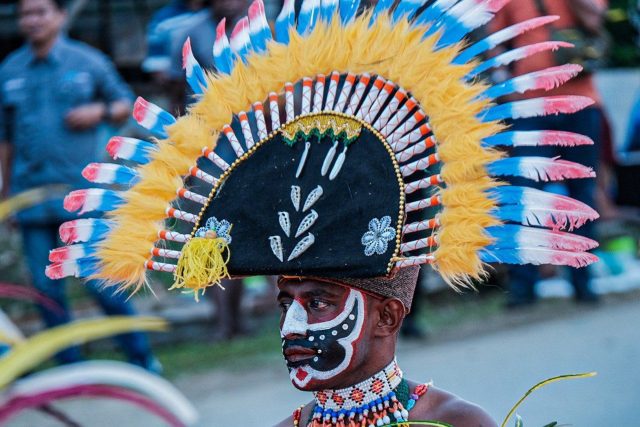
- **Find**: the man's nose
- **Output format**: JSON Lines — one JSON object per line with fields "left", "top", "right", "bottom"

{"left": 281, "top": 300, "right": 308, "bottom": 338}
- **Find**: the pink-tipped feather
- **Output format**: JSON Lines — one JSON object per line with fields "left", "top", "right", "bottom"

{"left": 63, "top": 190, "right": 87, "bottom": 213}
{"left": 181, "top": 37, "right": 192, "bottom": 70}
{"left": 541, "top": 131, "right": 593, "bottom": 146}
{"left": 524, "top": 64, "right": 582, "bottom": 92}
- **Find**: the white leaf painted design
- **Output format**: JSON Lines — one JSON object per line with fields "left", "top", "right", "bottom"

{"left": 295, "top": 209, "right": 318, "bottom": 238}
{"left": 303, "top": 185, "right": 323, "bottom": 212}
{"left": 287, "top": 233, "right": 315, "bottom": 261}
{"left": 321, "top": 141, "right": 339, "bottom": 176}
{"left": 329, "top": 146, "right": 348, "bottom": 180}
{"left": 291, "top": 185, "right": 301, "bottom": 211}
{"left": 296, "top": 141, "right": 311, "bottom": 178}
{"left": 269, "top": 235, "right": 284, "bottom": 262}
{"left": 278, "top": 211, "right": 291, "bottom": 237}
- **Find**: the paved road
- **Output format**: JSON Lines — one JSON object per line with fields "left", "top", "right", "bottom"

{"left": 182, "top": 297, "right": 640, "bottom": 426}
{"left": 11, "top": 296, "right": 640, "bottom": 426}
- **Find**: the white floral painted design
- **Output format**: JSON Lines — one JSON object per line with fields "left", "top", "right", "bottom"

{"left": 195, "top": 217, "right": 232, "bottom": 244}
{"left": 361, "top": 216, "right": 395, "bottom": 256}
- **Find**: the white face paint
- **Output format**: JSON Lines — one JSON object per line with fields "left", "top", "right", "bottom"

{"left": 281, "top": 289, "right": 366, "bottom": 389}
{"left": 281, "top": 299, "right": 309, "bottom": 337}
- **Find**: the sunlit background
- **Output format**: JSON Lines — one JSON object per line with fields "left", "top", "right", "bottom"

{"left": 0, "top": 1, "right": 639, "bottom": 425}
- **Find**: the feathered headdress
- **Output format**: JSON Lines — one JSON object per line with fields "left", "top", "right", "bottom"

{"left": 46, "top": 0, "right": 599, "bottom": 298}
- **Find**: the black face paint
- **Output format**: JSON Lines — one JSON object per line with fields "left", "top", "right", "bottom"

{"left": 280, "top": 289, "right": 366, "bottom": 388}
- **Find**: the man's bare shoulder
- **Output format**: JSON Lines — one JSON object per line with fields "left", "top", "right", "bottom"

{"left": 410, "top": 385, "right": 498, "bottom": 427}
{"left": 273, "top": 402, "right": 314, "bottom": 427}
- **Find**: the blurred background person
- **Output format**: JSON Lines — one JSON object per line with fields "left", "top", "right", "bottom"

{"left": 142, "top": 0, "right": 206, "bottom": 81}
{"left": 491, "top": 0, "right": 608, "bottom": 307}
{"left": 0, "top": 0, "right": 159, "bottom": 370}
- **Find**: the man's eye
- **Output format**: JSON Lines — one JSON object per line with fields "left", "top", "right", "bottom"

{"left": 279, "top": 301, "right": 292, "bottom": 312}
{"left": 309, "top": 299, "right": 329, "bottom": 310}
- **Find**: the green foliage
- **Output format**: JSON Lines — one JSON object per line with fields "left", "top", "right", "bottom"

{"left": 606, "top": 0, "right": 640, "bottom": 67}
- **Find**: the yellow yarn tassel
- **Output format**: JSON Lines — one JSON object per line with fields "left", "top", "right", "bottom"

{"left": 171, "top": 235, "right": 230, "bottom": 299}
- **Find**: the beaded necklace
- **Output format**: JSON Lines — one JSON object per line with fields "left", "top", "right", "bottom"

{"left": 292, "top": 359, "right": 429, "bottom": 427}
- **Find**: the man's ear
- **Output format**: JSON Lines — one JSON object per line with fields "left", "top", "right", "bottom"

{"left": 374, "top": 298, "right": 405, "bottom": 337}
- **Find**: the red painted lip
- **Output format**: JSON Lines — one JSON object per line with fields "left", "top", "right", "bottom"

{"left": 284, "top": 346, "right": 316, "bottom": 363}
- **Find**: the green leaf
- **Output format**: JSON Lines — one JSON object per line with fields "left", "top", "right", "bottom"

{"left": 500, "top": 372, "right": 597, "bottom": 427}
{"left": 542, "top": 422, "right": 558, "bottom": 427}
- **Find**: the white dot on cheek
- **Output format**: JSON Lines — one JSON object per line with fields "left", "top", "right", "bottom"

{"left": 320, "top": 335, "right": 325, "bottom": 340}
{"left": 332, "top": 330, "right": 337, "bottom": 336}
{"left": 308, "top": 336, "right": 314, "bottom": 342}
{"left": 349, "top": 314, "right": 355, "bottom": 320}
{"left": 342, "top": 324, "right": 348, "bottom": 330}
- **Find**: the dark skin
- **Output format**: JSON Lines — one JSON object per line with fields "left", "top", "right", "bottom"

{"left": 274, "top": 279, "right": 497, "bottom": 427}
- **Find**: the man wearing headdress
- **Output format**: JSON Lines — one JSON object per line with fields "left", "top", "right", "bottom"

{"left": 274, "top": 270, "right": 497, "bottom": 426}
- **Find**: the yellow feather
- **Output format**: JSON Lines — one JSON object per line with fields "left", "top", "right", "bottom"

{"left": 0, "top": 316, "right": 167, "bottom": 389}
{"left": 95, "top": 13, "right": 504, "bottom": 290}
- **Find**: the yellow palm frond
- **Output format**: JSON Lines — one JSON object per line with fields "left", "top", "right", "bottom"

{"left": 0, "top": 316, "right": 167, "bottom": 389}
{"left": 0, "top": 185, "right": 68, "bottom": 222}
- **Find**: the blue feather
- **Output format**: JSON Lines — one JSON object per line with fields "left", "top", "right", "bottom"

{"left": 392, "top": 0, "right": 422, "bottom": 22}
{"left": 454, "top": 39, "right": 492, "bottom": 64}
{"left": 275, "top": 0, "right": 295, "bottom": 44}
{"left": 488, "top": 186, "right": 528, "bottom": 205}
{"left": 414, "top": 0, "right": 456, "bottom": 27}
{"left": 339, "top": 0, "right": 360, "bottom": 24}
{"left": 486, "top": 157, "right": 526, "bottom": 179}
{"left": 370, "top": 0, "right": 394, "bottom": 24}
{"left": 213, "top": 19, "right": 234, "bottom": 74}
{"left": 106, "top": 137, "right": 156, "bottom": 165}
{"left": 298, "top": 0, "right": 321, "bottom": 35}
{"left": 59, "top": 219, "right": 112, "bottom": 244}
{"left": 320, "top": 0, "right": 339, "bottom": 22}
{"left": 480, "top": 248, "right": 526, "bottom": 264}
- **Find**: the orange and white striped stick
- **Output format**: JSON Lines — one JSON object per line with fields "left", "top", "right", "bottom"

{"left": 269, "top": 92, "right": 281, "bottom": 129}
{"left": 253, "top": 102, "right": 268, "bottom": 140}
{"left": 313, "top": 74, "right": 326, "bottom": 113}
{"left": 374, "top": 88, "right": 407, "bottom": 130}
{"left": 400, "top": 236, "right": 438, "bottom": 252}
{"left": 404, "top": 174, "right": 443, "bottom": 194}
{"left": 401, "top": 153, "right": 440, "bottom": 177}
{"left": 405, "top": 195, "right": 441, "bottom": 213}
{"left": 189, "top": 166, "right": 218, "bottom": 186}
{"left": 396, "top": 135, "right": 437, "bottom": 163}
{"left": 325, "top": 71, "right": 340, "bottom": 111}
{"left": 344, "top": 73, "right": 370, "bottom": 115}
{"left": 334, "top": 72, "right": 356, "bottom": 112}
{"left": 403, "top": 218, "right": 441, "bottom": 234}
{"left": 356, "top": 76, "right": 385, "bottom": 120}
{"left": 222, "top": 124, "right": 245, "bottom": 157}
{"left": 238, "top": 111, "right": 255, "bottom": 149}
{"left": 365, "top": 80, "right": 395, "bottom": 124}
{"left": 203, "top": 147, "right": 231, "bottom": 171}
{"left": 177, "top": 188, "right": 207, "bottom": 205}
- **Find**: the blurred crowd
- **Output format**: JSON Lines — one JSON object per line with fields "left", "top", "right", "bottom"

{"left": 1, "top": 0, "right": 640, "bottom": 372}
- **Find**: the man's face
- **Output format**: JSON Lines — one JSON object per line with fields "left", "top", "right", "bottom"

{"left": 18, "top": 0, "right": 65, "bottom": 46}
{"left": 277, "top": 279, "right": 371, "bottom": 391}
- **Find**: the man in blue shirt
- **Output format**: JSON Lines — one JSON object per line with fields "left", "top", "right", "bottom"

{"left": 0, "top": 0, "right": 159, "bottom": 370}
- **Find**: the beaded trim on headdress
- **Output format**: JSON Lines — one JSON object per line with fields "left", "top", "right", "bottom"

{"left": 46, "top": 0, "right": 599, "bottom": 296}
